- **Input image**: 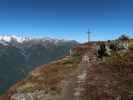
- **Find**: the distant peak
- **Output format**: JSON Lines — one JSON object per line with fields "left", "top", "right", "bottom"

{"left": 0, "top": 35, "right": 26, "bottom": 43}
{"left": 0, "top": 35, "right": 77, "bottom": 46}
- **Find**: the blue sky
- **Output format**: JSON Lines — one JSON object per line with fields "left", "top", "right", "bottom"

{"left": 0, "top": 0, "right": 133, "bottom": 42}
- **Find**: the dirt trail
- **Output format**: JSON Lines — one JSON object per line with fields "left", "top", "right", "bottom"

{"left": 59, "top": 49, "right": 97, "bottom": 100}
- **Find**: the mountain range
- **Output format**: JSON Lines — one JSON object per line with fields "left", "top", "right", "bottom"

{"left": 0, "top": 35, "right": 78, "bottom": 93}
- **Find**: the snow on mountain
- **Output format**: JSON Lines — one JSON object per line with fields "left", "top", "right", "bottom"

{"left": 0, "top": 35, "right": 26, "bottom": 43}
{"left": 0, "top": 35, "right": 76, "bottom": 46}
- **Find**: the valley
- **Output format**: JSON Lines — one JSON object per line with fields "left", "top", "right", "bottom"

{"left": 0, "top": 36, "right": 78, "bottom": 93}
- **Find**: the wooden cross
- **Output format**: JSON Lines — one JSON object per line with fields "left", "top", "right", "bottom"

{"left": 87, "top": 29, "right": 91, "bottom": 42}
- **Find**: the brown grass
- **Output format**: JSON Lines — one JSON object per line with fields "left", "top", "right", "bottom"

{"left": 83, "top": 49, "right": 133, "bottom": 100}
{"left": 2, "top": 54, "right": 81, "bottom": 100}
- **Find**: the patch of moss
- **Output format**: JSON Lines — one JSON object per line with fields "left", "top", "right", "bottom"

{"left": 17, "top": 82, "right": 35, "bottom": 92}
{"left": 62, "top": 60, "right": 74, "bottom": 65}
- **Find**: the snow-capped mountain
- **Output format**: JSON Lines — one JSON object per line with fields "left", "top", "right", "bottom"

{"left": 0, "top": 35, "right": 25, "bottom": 42}
{"left": 0, "top": 35, "right": 26, "bottom": 46}
{"left": 0, "top": 35, "right": 75, "bottom": 46}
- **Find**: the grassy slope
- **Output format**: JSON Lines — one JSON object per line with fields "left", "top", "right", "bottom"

{"left": 83, "top": 42, "right": 133, "bottom": 100}
{"left": 2, "top": 53, "right": 82, "bottom": 100}
{"left": 3, "top": 41, "right": 133, "bottom": 100}
{"left": 17, "top": 55, "right": 81, "bottom": 93}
